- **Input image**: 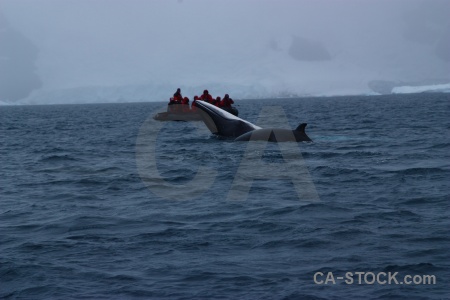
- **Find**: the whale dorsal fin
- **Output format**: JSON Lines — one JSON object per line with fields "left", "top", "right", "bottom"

{"left": 295, "top": 123, "right": 307, "bottom": 133}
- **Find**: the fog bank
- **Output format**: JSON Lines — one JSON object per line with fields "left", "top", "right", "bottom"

{"left": 1, "top": 0, "right": 449, "bottom": 104}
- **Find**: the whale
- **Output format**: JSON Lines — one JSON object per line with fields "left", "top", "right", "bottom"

{"left": 234, "top": 124, "right": 311, "bottom": 142}
{"left": 195, "top": 100, "right": 261, "bottom": 138}
{"left": 195, "top": 100, "right": 312, "bottom": 142}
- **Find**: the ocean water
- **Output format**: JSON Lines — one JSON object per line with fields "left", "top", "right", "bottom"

{"left": 1, "top": 94, "right": 449, "bottom": 299}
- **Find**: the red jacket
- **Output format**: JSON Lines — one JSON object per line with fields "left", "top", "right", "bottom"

{"left": 200, "top": 94, "right": 213, "bottom": 103}
{"left": 221, "top": 97, "right": 234, "bottom": 107}
{"left": 173, "top": 94, "right": 183, "bottom": 103}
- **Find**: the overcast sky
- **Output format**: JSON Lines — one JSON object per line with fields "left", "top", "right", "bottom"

{"left": 1, "top": 0, "right": 449, "bottom": 100}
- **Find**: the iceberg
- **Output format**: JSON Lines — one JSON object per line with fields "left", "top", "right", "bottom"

{"left": 392, "top": 83, "right": 450, "bottom": 94}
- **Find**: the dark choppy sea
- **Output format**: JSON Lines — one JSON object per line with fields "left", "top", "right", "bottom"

{"left": 1, "top": 94, "right": 449, "bottom": 299}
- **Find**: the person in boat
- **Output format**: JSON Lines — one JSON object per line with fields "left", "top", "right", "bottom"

{"left": 213, "top": 96, "right": 221, "bottom": 107}
{"left": 199, "top": 89, "right": 214, "bottom": 103}
{"left": 221, "top": 94, "right": 234, "bottom": 108}
{"left": 168, "top": 95, "right": 178, "bottom": 105}
{"left": 181, "top": 97, "right": 189, "bottom": 105}
{"left": 173, "top": 88, "right": 183, "bottom": 103}
{"left": 167, "top": 88, "right": 183, "bottom": 113}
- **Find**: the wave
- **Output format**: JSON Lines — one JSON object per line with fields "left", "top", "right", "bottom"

{"left": 382, "top": 262, "right": 440, "bottom": 273}
{"left": 39, "top": 154, "right": 79, "bottom": 162}
{"left": 383, "top": 166, "right": 447, "bottom": 175}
